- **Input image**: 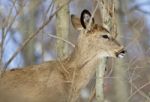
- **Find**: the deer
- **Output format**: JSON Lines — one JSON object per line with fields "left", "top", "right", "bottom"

{"left": 0, "top": 9, "right": 126, "bottom": 102}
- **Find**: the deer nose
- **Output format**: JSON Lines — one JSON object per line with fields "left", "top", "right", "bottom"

{"left": 116, "top": 49, "right": 127, "bottom": 58}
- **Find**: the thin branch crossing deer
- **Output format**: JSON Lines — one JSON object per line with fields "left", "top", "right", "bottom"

{"left": 0, "top": 10, "right": 126, "bottom": 102}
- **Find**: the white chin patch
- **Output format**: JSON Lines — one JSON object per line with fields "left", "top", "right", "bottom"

{"left": 118, "top": 53, "right": 125, "bottom": 58}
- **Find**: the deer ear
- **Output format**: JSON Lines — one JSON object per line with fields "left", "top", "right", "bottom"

{"left": 71, "top": 15, "right": 84, "bottom": 30}
{"left": 80, "top": 9, "right": 95, "bottom": 29}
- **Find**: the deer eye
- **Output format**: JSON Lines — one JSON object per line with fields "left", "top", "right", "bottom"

{"left": 102, "top": 35, "right": 109, "bottom": 39}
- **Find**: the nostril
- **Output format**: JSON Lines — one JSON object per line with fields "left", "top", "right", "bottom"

{"left": 120, "top": 50, "right": 127, "bottom": 54}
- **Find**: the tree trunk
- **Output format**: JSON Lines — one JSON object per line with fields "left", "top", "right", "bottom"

{"left": 113, "top": 0, "right": 129, "bottom": 102}
{"left": 55, "top": 0, "right": 69, "bottom": 58}
{"left": 96, "top": 58, "right": 107, "bottom": 102}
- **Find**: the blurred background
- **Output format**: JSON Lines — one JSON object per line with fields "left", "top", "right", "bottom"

{"left": 0, "top": 0, "right": 150, "bottom": 102}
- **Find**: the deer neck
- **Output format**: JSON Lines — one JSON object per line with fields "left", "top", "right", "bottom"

{"left": 67, "top": 46, "right": 94, "bottom": 67}
{"left": 63, "top": 40, "right": 100, "bottom": 98}
{"left": 64, "top": 40, "right": 100, "bottom": 78}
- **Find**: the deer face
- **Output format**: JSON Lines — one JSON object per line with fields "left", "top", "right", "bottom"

{"left": 71, "top": 9, "right": 126, "bottom": 58}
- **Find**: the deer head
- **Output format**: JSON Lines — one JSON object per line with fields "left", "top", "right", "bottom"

{"left": 71, "top": 9, "right": 126, "bottom": 59}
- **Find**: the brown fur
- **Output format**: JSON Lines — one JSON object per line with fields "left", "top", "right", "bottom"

{"left": 0, "top": 13, "right": 125, "bottom": 102}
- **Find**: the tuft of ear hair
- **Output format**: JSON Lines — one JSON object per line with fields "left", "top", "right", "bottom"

{"left": 80, "top": 9, "right": 95, "bottom": 29}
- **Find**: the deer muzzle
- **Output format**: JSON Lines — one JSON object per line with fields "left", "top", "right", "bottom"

{"left": 115, "top": 49, "right": 127, "bottom": 58}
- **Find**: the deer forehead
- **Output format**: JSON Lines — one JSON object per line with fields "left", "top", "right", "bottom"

{"left": 85, "top": 24, "right": 110, "bottom": 35}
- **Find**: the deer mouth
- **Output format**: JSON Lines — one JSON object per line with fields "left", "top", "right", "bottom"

{"left": 115, "top": 49, "right": 126, "bottom": 58}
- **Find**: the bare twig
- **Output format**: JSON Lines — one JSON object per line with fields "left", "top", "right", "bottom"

{"left": 0, "top": 28, "right": 4, "bottom": 60}
{"left": 3, "top": 0, "right": 17, "bottom": 27}
{"left": 0, "top": 0, "right": 18, "bottom": 71}
{"left": 130, "top": 82, "right": 150, "bottom": 101}
{"left": 48, "top": 34, "right": 75, "bottom": 48}
{"left": 85, "top": 3, "right": 99, "bottom": 32}
{"left": 0, "top": 27, "right": 5, "bottom": 71}
{"left": 126, "top": 82, "right": 150, "bottom": 102}
{"left": 41, "top": 1, "right": 54, "bottom": 62}
{"left": 4, "top": 0, "right": 24, "bottom": 40}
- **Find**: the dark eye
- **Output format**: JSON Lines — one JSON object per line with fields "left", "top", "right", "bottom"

{"left": 102, "top": 35, "right": 109, "bottom": 39}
